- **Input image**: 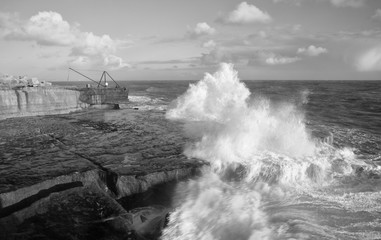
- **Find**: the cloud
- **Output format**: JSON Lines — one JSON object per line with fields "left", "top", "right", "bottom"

{"left": 273, "top": 0, "right": 367, "bottom": 7}
{"left": 335, "top": 29, "right": 381, "bottom": 40}
{"left": 265, "top": 55, "right": 300, "bottom": 65}
{"left": 297, "top": 45, "right": 328, "bottom": 56}
{"left": 249, "top": 51, "right": 301, "bottom": 66}
{"left": 137, "top": 58, "right": 195, "bottom": 65}
{"left": 202, "top": 40, "right": 217, "bottom": 48}
{"left": 1, "top": 11, "right": 77, "bottom": 46}
{"left": 272, "top": 0, "right": 303, "bottom": 6}
{"left": 70, "top": 32, "right": 130, "bottom": 70}
{"left": 186, "top": 22, "right": 215, "bottom": 38}
{"left": 199, "top": 46, "right": 301, "bottom": 67}
{"left": 103, "top": 55, "right": 130, "bottom": 70}
{"left": 247, "top": 30, "right": 268, "bottom": 40}
{"left": 71, "top": 32, "right": 120, "bottom": 57}
{"left": 372, "top": 9, "right": 381, "bottom": 20}
{"left": 200, "top": 48, "right": 232, "bottom": 65}
{"left": 199, "top": 46, "right": 255, "bottom": 66}
{"left": 0, "top": 11, "right": 130, "bottom": 70}
{"left": 356, "top": 46, "right": 381, "bottom": 71}
{"left": 328, "top": 0, "right": 365, "bottom": 7}
{"left": 70, "top": 54, "right": 130, "bottom": 71}
{"left": 23, "top": 11, "right": 76, "bottom": 45}
{"left": 219, "top": 2, "right": 272, "bottom": 24}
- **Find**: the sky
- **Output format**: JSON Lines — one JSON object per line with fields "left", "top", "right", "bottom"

{"left": 0, "top": 0, "right": 381, "bottom": 81}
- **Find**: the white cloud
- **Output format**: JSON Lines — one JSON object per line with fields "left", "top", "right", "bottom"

{"left": 25, "top": 11, "right": 77, "bottom": 45}
{"left": 372, "top": 9, "right": 381, "bottom": 20}
{"left": 187, "top": 22, "right": 215, "bottom": 38}
{"left": 202, "top": 40, "right": 216, "bottom": 48}
{"left": 194, "top": 22, "right": 215, "bottom": 35}
{"left": 265, "top": 55, "right": 300, "bottom": 65}
{"left": 297, "top": 45, "right": 328, "bottom": 56}
{"left": 103, "top": 55, "right": 130, "bottom": 70}
{"left": 0, "top": 11, "right": 130, "bottom": 70}
{"left": 1, "top": 11, "right": 77, "bottom": 46}
{"left": 70, "top": 54, "right": 130, "bottom": 71}
{"left": 221, "top": 2, "right": 272, "bottom": 24}
{"left": 70, "top": 32, "right": 130, "bottom": 70}
{"left": 71, "top": 33, "right": 116, "bottom": 56}
{"left": 356, "top": 47, "right": 381, "bottom": 71}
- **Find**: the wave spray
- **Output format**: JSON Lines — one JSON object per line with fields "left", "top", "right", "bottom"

{"left": 162, "top": 63, "right": 365, "bottom": 239}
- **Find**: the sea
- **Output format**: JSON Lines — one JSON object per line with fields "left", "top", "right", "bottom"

{"left": 56, "top": 63, "right": 381, "bottom": 240}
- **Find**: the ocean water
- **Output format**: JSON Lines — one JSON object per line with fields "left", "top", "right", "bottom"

{"left": 56, "top": 64, "right": 381, "bottom": 239}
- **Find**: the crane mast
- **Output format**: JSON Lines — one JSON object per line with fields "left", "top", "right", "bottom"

{"left": 68, "top": 68, "right": 121, "bottom": 89}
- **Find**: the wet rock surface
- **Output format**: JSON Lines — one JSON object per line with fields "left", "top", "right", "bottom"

{"left": 0, "top": 108, "right": 205, "bottom": 239}
{"left": 5, "top": 186, "right": 132, "bottom": 240}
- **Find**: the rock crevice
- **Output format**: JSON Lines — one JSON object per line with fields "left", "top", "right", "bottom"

{"left": 0, "top": 109, "right": 206, "bottom": 239}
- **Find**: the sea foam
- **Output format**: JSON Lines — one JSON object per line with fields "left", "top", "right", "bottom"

{"left": 163, "top": 63, "right": 367, "bottom": 239}
{"left": 166, "top": 63, "right": 318, "bottom": 176}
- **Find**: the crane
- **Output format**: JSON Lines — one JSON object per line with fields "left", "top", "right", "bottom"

{"left": 68, "top": 68, "right": 122, "bottom": 89}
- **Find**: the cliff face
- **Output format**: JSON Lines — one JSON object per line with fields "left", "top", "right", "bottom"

{"left": 0, "top": 87, "right": 88, "bottom": 119}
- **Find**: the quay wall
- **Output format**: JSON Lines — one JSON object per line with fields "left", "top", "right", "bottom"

{"left": 0, "top": 87, "right": 89, "bottom": 119}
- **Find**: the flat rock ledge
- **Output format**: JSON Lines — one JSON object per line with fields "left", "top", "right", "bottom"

{"left": 0, "top": 109, "right": 206, "bottom": 239}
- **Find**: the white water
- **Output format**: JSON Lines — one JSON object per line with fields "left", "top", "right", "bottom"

{"left": 128, "top": 95, "right": 167, "bottom": 111}
{"left": 162, "top": 63, "right": 381, "bottom": 239}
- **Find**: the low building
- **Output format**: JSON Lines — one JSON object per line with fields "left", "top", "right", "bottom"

{"left": 27, "top": 78, "right": 40, "bottom": 87}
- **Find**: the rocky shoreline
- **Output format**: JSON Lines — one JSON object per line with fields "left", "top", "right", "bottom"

{"left": 0, "top": 108, "right": 205, "bottom": 239}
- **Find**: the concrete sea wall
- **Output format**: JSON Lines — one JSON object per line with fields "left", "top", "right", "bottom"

{"left": 0, "top": 87, "right": 89, "bottom": 119}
